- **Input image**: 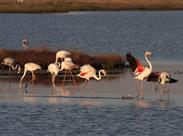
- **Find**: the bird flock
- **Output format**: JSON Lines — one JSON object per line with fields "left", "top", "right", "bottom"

{"left": 0, "top": 48, "right": 178, "bottom": 100}
{"left": 0, "top": 50, "right": 107, "bottom": 92}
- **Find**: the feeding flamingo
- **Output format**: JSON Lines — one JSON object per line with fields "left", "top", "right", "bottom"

{"left": 147, "top": 72, "right": 177, "bottom": 100}
{"left": 1, "top": 57, "right": 21, "bottom": 74}
{"left": 126, "top": 51, "right": 153, "bottom": 99}
{"left": 55, "top": 50, "right": 71, "bottom": 63}
{"left": 47, "top": 62, "right": 61, "bottom": 88}
{"left": 77, "top": 64, "right": 107, "bottom": 86}
{"left": 19, "top": 62, "right": 41, "bottom": 88}
{"left": 60, "top": 57, "right": 79, "bottom": 86}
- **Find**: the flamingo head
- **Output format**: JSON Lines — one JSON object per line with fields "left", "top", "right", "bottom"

{"left": 158, "top": 72, "right": 170, "bottom": 85}
{"left": 100, "top": 69, "right": 107, "bottom": 78}
{"left": 145, "top": 51, "right": 152, "bottom": 56}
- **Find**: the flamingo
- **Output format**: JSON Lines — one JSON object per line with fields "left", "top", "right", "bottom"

{"left": 55, "top": 50, "right": 71, "bottom": 63}
{"left": 147, "top": 72, "right": 178, "bottom": 100}
{"left": 60, "top": 57, "right": 79, "bottom": 86}
{"left": 77, "top": 64, "right": 107, "bottom": 86}
{"left": 126, "top": 51, "right": 152, "bottom": 99}
{"left": 22, "top": 39, "right": 29, "bottom": 50}
{"left": 19, "top": 62, "right": 41, "bottom": 88}
{"left": 47, "top": 62, "right": 61, "bottom": 88}
{"left": 1, "top": 57, "right": 21, "bottom": 74}
{"left": 126, "top": 52, "right": 178, "bottom": 99}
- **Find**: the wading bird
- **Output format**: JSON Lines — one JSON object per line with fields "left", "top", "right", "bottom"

{"left": 126, "top": 51, "right": 152, "bottom": 99}
{"left": 77, "top": 64, "right": 106, "bottom": 86}
{"left": 48, "top": 62, "right": 61, "bottom": 88}
{"left": 1, "top": 57, "right": 21, "bottom": 74}
{"left": 22, "top": 39, "right": 29, "bottom": 50}
{"left": 19, "top": 62, "right": 41, "bottom": 88}
{"left": 60, "top": 57, "right": 79, "bottom": 86}
{"left": 126, "top": 52, "right": 178, "bottom": 99}
{"left": 55, "top": 50, "right": 71, "bottom": 63}
{"left": 147, "top": 72, "right": 178, "bottom": 100}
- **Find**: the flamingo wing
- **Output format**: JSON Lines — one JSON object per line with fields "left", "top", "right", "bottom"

{"left": 80, "top": 64, "right": 96, "bottom": 73}
{"left": 135, "top": 59, "right": 145, "bottom": 74}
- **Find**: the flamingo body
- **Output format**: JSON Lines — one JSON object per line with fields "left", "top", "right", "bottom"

{"left": 1, "top": 57, "right": 21, "bottom": 73}
{"left": 60, "top": 57, "right": 78, "bottom": 86}
{"left": 134, "top": 51, "right": 152, "bottom": 80}
{"left": 77, "top": 64, "right": 106, "bottom": 81}
{"left": 20, "top": 62, "right": 41, "bottom": 86}
{"left": 55, "top": 50, "right": 71, "bottom": 63}
{"left": 48, "top": 63, "right": 60, "bottom": 76}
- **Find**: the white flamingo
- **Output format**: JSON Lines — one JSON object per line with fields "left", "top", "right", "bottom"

{"left": 47, "top": 62, "right": 61, "bottom": 88}
{"left": 19, "top": 63, "right": 41, "bottom": 88}
{"left": 1, "top": 57, "right": 21, "bottom": 74}
{"left": 55, "top": 50, "right": 71, "bottom": 63}
{"left": 77, "top": 64, "right": 106, "bottom": 86}
{"left": 60, "top": 57, "right": 79, "bottom": 86}
{"left": 128, "top": 51, "right": 152, "bottom": 99}
{"left": 22, "top": 39, "right": 29, "bottom": 50}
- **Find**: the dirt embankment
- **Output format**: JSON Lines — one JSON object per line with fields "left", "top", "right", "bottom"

{"left": 0, "top": 0, "right": 183, "bottom": 13}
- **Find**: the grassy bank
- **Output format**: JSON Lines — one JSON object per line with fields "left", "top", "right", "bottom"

{"left": 0, "top": 48, "right": 125, "bottom": 71}
{"left": 0, "top": 0, "right": 183, "bottom": 13}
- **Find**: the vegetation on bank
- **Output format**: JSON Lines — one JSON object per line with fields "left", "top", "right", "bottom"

{"left": 0, "top": 0, "right": 183, "bottom": 13}
{"left": 0, "top": 48, "right": 125, "bottom": 71}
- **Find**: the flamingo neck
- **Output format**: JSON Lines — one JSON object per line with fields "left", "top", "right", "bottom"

{"left": 93, "top": 70, "right": 103, "bottom": 80}
{"left": 145, "top": 54, "right": 152, "bottom": 71}
{"left": 12, "top": 64, "right": 21, "bottom": 73}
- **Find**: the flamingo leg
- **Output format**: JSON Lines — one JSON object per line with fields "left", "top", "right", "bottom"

{"left": 81, "top": 79, "right": 88, "bottom": 87}
{"left": 160, "top": 85, "right": 169, "bottom": 101}
{"left": 0, "top": 64, "right": 5, "bottom": 70}
{"left": 51, "top": 74, "right": 56, "bottom": 89}
{"left": 8, "top": 67, "right": 11, "bottom": 91}
{"left": 69, "top": 70, "right": 77, "bottom": 86}
{"left": 31, "top": 71, "right": 36, "bottom": 81}
{"left": 135, "top": 80, "right": 140, "bottom": 98}
{"left": 138, "top": 80, "right": 144, "bottom": 100}
{"left": 62, "top": 70, "right": 67, "bottom": 87}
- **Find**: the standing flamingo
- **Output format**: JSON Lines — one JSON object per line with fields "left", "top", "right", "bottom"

{"left": 60, "top": 57, "right": 79, "bottom": 86}
{"left": 126, "top": 51, "right": 152, "bottom": 99}
{"left": 47, "top": 62, "right": 61, "bottom": 88}
{"left": 19, "top": 62, "right": 41, "bottom": 88}
{"left": 126, "top": 52, "right": 177, "bottom": 99}
{"left": 55, "top": 50, "right": 71, "bottom": 63}
{"left": 77, "top": 64, "right": 107, "bottom": 86}
{"left": 1, "top": 57, "right": 21, "bottom": 74}
{"left": 22, "top": 39, "right": 29, "bottom": 50}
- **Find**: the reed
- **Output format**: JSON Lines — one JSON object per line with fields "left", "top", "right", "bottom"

{"left": 0, "top": 47, "right": 125, "bottom": 70}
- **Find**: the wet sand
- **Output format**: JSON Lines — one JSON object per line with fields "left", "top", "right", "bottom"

{"left": 0, "top": 62, "right": 182, "bottom": 107}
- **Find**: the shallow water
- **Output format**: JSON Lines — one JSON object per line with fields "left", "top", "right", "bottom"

{"left": 0, "top": 11, "right": 183, "bottom": 135}
{"left": 0, "top": 63, "right": 183, "bottom": 136}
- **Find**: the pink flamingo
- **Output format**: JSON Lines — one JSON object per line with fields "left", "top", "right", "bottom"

{"left": 60, "top": 57, "right": 78, "bottom": 86}
{"left": 77, "top": 64, "right": 106, "bottom": 86}
{"left": 126, "top": 51, "right": 177, "bottom": 99}
{"left": 126, "top": 51, "right": 153, "bottom": 99}
{"left": 55, "top": 50, "right": 71, "bottom": 63}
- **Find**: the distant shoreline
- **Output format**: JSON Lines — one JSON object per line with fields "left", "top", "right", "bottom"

{"left": 0, "top": 1, "right": 183, "bottom": 13}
